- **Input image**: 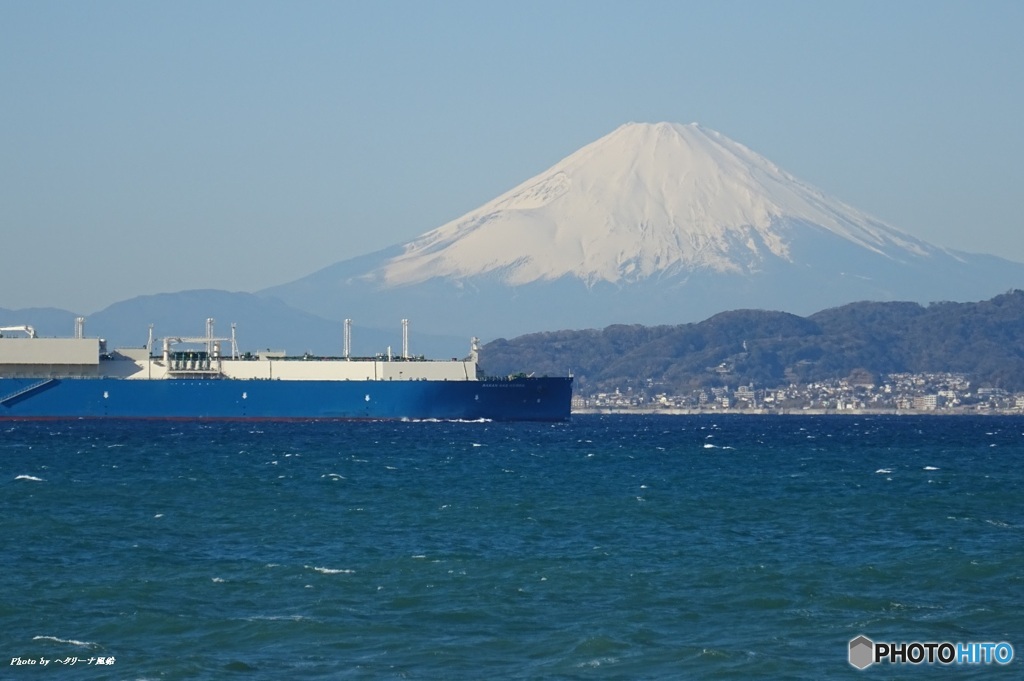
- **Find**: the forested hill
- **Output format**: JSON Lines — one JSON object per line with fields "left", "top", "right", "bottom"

{"left": 481, "top": 290, "right": 1024, "bottom": 394}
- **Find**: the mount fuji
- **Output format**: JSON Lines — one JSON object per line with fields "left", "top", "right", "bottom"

{"left": 262, "top": 122, "right": 1024, "bottom": 341}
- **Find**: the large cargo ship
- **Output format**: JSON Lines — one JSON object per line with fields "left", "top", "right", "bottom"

{"left": 0, "top": 319, "right": 572, "bottom": 421}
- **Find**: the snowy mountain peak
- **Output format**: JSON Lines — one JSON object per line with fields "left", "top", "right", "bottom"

{"left": 260, "top": 121, "right": 1024, "bottom": 341}
{"left": 371, "top": 122, "right": 934, "bottom": 289}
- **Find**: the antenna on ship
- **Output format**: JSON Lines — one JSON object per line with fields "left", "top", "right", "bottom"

{"left": 343, "top": 319, "right": 352, "bottom": 360}
{"left": 402, "top": 319, "right": 409, "bottom": 360}
{"left": 147, "top": 324, "right": 154, "bottom": 351}
{"left": 231, "top": 323, "right": 239, "bottom": 360}
{"left": 74, "top": 317, "right": 85, "bottom": 339}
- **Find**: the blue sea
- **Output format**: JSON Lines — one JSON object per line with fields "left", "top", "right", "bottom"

{"left": 2, "top": 415, "right": 1022, "bottom": 679}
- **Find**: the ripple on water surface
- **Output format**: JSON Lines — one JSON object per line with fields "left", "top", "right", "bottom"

{"left": 1, "top": 415, "right": 1022, "bottom": 678}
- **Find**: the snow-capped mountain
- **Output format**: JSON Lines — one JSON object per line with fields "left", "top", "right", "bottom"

{"left": 377, "top": 122, "right": 933, "bottom": 287}
{"left": 262, "top": 122, "right": 1024, "bottom": 342}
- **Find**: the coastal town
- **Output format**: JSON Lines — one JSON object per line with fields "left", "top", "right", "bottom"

{"left": 574, "top": 372, "right": 1024, "bottom": 414}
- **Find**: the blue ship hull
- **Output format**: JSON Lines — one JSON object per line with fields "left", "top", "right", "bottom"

{"left": 0, "top": 376, "right": 573, "bottom": 421}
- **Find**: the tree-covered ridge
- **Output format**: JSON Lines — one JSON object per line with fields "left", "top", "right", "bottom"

{"left": 481, "top": 290, "right": 1024, "bottom": 394}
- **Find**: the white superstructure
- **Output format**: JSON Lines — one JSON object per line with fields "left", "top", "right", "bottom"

{"left": 0, "top": 320, "right": 483, "bottom": 382}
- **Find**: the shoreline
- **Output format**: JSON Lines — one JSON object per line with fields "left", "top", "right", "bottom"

{"left": 573, "top": 407, "right": 1024, "bottom": 416}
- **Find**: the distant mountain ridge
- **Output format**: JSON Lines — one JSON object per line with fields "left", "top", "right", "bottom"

{"left": 7, "top": 122, "right": 1024, "bottom": 347}
{"left": 480, "top": 290, "right": 1024, "bottom": 394}
{"left": 261, "top": 122, "right": 1024, "bottom": 339}
{"left": 8, "top": 288, "right": 1024, "bottom": 397}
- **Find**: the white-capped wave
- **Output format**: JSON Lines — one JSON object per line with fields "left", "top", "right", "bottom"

{"left": 307, "top": 566, "right": 355, "bottom": 575}
{"left": 401, "top": 417, "right": 491, "bottom": 423}
{"left": 923, "top": 466, "right": 940, "bottom": 471}
{"left": 577, "top": 656, "right": 619, "bottom": 668}
{"left": 32, "top": 635, "right": 96, "bottom": 647}
{"left": 14, "top": 474, "right": 44, "bottom": 482}
{"left": 875, "top": 468, "right": 892, "bottom": 474}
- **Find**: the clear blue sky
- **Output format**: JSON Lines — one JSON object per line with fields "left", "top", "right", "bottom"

{"left": 2, "top": 0, "right": 1022, "bottom": 312}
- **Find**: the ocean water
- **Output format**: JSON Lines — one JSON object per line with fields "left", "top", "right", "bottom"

{"left": 2, "top": 415, "right": 1022, "bottom": 679}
